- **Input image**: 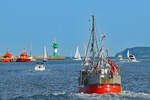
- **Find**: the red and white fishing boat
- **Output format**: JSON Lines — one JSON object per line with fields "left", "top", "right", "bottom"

{"left": 79, "top": 15, "right": 122, "bottom": 94}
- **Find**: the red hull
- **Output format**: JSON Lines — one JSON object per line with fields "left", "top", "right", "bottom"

{"left": 16, "top": 59, "right": 30, "bottom": 62}
{"left": 79, "top": 84, "right": 121, "bottom": 94}
{"left": 1, "top": 59, "right": 12, "bottom": 62}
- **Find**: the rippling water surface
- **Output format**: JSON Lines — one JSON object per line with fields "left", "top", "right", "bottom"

{"left": 0, "top": 58, "right": 150, "bottom": 100}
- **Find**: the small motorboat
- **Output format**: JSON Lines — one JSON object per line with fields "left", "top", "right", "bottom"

{"left": 35, "top": 62, "right": 45, "bottom": 71}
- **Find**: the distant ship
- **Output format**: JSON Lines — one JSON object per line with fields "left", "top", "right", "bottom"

{"left": 16, "top": 48, "right": 31, "bottom": 62}
{"left": 79, "top": 15, "right": 122, "bottom": 94}
{"left": 127, "top": 50, "right": 136, "bottom": 62}
{"left": 1, "top": 49, "right": 14, "bottom": 62}
{"left": 118, "top": 54, "right": 123, "bottom": 61}
{"left": 73, "top": 47, "right": 82, "bottom": 60}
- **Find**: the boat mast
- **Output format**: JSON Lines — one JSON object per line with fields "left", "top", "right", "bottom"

{"left": 30, "top": 41, "right": 32, "bottom": 57}
{"left": 91, "top": 15, "right": 95, "bottom": 65}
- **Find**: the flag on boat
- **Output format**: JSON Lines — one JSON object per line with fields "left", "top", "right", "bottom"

{"left": 101, "top": 34, "right": 106, "bottom": 40}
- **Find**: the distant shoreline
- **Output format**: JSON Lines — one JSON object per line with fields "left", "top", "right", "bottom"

{"left": 0, "top": 56, "right": 65, "bottom": 61}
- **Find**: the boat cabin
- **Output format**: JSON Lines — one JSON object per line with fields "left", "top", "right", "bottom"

{"left": 1, "top": 49, "right": 13, "bottom": 62}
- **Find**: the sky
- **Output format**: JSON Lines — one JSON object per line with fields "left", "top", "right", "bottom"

{"left": 0, "top": 0, "right": 150, "bottom": 57}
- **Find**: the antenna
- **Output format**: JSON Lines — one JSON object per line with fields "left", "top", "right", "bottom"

{"left": 30, "top": 41, "right": 32, "bottom": 57}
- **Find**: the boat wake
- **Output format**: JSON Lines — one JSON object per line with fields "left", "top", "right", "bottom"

{"left": 71, "top": 91, "right": 150, "bottom": 100}
{"left": 6, "top": 91, "right": 67, "bottom": 100}
{"left": 52, "top": 91, "right": 66, "bottom": 96}
{"left": 3, "top": 91, "right": 150, "bottom": 100}
{"left": 25, "top": 69, "right": 51, "bottom": 72}
{"left": 120, "top": 91, "right": 150, "bottom": 98}
{"left": 131, "top": 60, "right": 141, "bottom": 63}
{"left": 117, "top": 60, "right": 141, "bottom": 64}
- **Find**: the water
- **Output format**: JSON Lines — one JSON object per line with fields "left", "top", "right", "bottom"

{"left": 0, "top": 59, "right": 150, "bottom": 100}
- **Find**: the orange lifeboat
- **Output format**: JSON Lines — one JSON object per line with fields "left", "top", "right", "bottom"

{"left": 1, "top": 49, "right": 13, "bottom": 62}
{"left": 16, "top": 48, "right": 30, "bottom": 62}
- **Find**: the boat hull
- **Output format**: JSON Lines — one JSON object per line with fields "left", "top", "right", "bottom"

{"left": 16, "top": 59, "right": 30, "bottom": 62}
{"left": 1, "top": 59, "right": 12, "bottom": 62}
{"left": 73, "top": 58, "right": 82, "bottom": 60}
{"left": 35, "top": 65, "right": 45, "bottom": 71}
{"left": 35, "top": 67, "right": 45, "bottom": 71}
{"left": 79, "top": 84, "right": 121, "bottom": 94}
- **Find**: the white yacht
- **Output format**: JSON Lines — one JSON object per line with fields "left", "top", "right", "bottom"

{"left": 127, "top": 50, "right": 137, "bottom": 62}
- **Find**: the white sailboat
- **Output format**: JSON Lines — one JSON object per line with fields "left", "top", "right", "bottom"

{"left": 43, "top": 46, "right": 48, "bottom": 62}
{"left": 70, "top": 51, "right": 73, "bottom": 59}
{"left": 81, "top": 44, "right": 89, "bottom": 66}
{"left": 29, "top": 42, "right": 36, "bottom": 62}
{"left": 127, "top": 50, "right": 137, "bottom": 62}
{"left": 127, "top": 50, "right": 130, "bottom": 58}
{"left": 73, "top": 47, "right": 82, "bottom": 60}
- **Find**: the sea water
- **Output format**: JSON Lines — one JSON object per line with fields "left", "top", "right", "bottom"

{"left": 0, "top": 59, "right": 150, "bottom": 100}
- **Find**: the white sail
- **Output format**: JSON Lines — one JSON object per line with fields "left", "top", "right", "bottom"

{"left": 43, "top": 46, "right": 48, "bottom": 61}
{"left": 84, "top": 45, "right": 90, "bottom": 59}
{"left": 127, "top": 50, "right": 130, "bottom": 58}
{"left": 83, "top": 44, "right": 87, "bottom": 57}
{"left": 74, "top": 47, "right": 81, "bottom": 60}
{"left": 70, "top": 51, "right": 72, "bottom": 59}
{"left": 81, "top": 44, "right": 89, "bottom": 66}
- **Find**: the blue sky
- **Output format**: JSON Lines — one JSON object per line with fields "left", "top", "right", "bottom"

{"left": 0, "top": 0, "right": 150, "bottom": 56}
